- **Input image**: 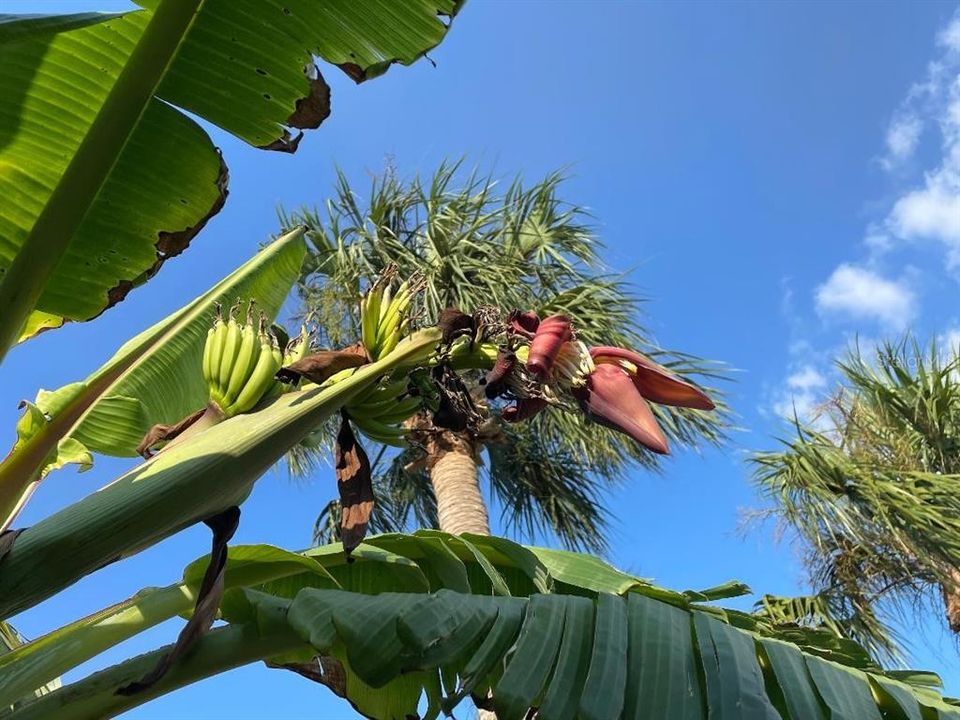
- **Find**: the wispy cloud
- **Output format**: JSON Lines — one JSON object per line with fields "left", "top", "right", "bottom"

{"left": 814, "top": 264, "right": 916, "bottom": 329}
{"left": 878, "top": 11, "right": 960, "bottom": 172}
{"left": 882, "top": 115, "right": 923, "bottom": 168}
{"left": 771, "top": 364, "right": 828, "bottom": 421}
{"left": 771, "top": 10, "right": 960, "bottom": 422}
{"left": 883, "top": 10, "right": 960, "bottom": 264}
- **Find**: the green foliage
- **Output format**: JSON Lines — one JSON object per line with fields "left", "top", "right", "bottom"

{"left": 10, "top": 532, "right": 957, "bottom": 720}
{"left": 0, "top": 1, "right": 461, "bottom": 360}
{"left": 0, "top": 229, "right": 307, "bottom": 531}
{"left": 0, "top": 328, "right": 442, "bottom": 621}
{"left": 284, "top": 161, "right": 729, "bottom": 552}
{"left": 752, "top": 337, "right": 960, "bottom": 660}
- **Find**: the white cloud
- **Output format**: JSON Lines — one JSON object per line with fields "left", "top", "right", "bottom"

{"left": 786, "top": 366, "right": 826, "bottom": 391}
{"left": 884, "top": 17, "right": 960, "bottom": 266}
{"left": 883, "top": 114, "right": 923, "bottom": 167}
{"left": 815, "top": 264, "right": 915, "bottom": 329}
{"left": 772, "top": 364, "right": 828, "bottom": 422}
{"left": 890, "top": 180, "right": 960, "bottom": 251}
{"left": 939, "top": 14, "right": 960, "bottom": 54}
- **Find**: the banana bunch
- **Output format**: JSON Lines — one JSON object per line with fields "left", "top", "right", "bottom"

{"left": 202, "top": 303, "right": 309, "bottom": 418}
{"left": 346, "top": 373, "right": 422, "bottom": 446}
{"left": 360, "top": 272, "right": 421, "bottom": 360}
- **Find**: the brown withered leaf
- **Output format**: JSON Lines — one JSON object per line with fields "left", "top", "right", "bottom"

{"left": 265, "top": 655, "right": 346, "bottom": 697}
{"left": 437, "top": 307, "right": 476, "bottom": 346}
{"left": 335, "top": 415, "right": 373, "bottom": 556}
{"left": 117, "top": 506, "right": 240, "bottom": 696}
{"left": 276, "top": 343, "right": 368, "bottom": 385}
{"left": 288, "top": 67, "right": 331, "bottom": 130}
{"left": 259, "top": 66, "right": 331, "bottom": 152}
{"left": 135, "top": 406, "right": 207, "bottom": 459}
{"left": 337, "top": 62, "right": 365, "bottom": 83}
{"left": 483, "top": 348, "right": 516, "bottom": 399}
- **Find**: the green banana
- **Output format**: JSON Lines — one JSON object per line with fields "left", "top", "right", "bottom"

{"left": 349, "top": 377, "right": 409, "bottom": 407}
{"left": 224, "top": 306, "right": 260, "bottom": 406}
{"left": 350, "top": 414, "right": 408, "bottom": 447}
{"left": 201, "top": 326, "right": 215, "bottom": 389}
{"left": 377, "top": 323, "right": 403, "bottom": 357}
{"left": 379, "top": 282, "right": 393, "bottom": 322}
{"left": 372, "top": 396, "right": 423, "bottom": 424}
{"left": 262, "top": 326, "right": 311, "bottom": 401}
{"left": 225, "top": 332, "right": 282, "bottom": 417}
{"left": 361, "top": 283, "right": 382, "bottom": 353}
{"left": 284, "top": 326, "right": 309, "bottom": 365}
{"left": 349, "top": 390, "right": 411, "bottom": 417}
{"left": 217, "top": 303, "right": 241, "bottom": 394}
{"left": 208, "top": 308, "right": 228, "bottom": 407}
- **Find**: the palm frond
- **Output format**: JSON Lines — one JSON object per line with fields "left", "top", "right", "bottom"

{"left": 486, "top": 423, "right": 612, "bottom": 554}
{"left": 752, "top": 336, "right": 960, "bottom": 659}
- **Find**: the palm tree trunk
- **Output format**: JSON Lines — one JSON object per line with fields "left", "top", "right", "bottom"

{"left": 424, "top": 429, "right": 496, "bottom": 720}
{"left": 426, "top": 430, "right": 490, "bottom": 536}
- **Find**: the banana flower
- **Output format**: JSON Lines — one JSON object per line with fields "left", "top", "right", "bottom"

{"left": 495, "top": 313, "right": 715, "bottom": 454}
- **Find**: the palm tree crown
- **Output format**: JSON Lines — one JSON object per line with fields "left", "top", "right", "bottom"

{"left": 282, "top": 161, "right": 727, "bottom": 553}
{"left": 752, "top": 338, "right": 960, "bottom": 663}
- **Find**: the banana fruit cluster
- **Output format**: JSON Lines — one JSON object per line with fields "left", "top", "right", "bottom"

{"left": 348, "top": 273, "right": 426, "bottom": 445}
{"left": 360, "top": 272, "right": 420, "bottom": 361}
{"left": 202, "top": 303, "right": 308, "bottom": 418}
{"left": 347, "top": 374, "right": 422, "bottom": 446}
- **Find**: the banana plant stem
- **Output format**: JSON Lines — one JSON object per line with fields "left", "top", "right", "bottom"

{"left": 7, "top": 623, "right": 306, "bottom": 720}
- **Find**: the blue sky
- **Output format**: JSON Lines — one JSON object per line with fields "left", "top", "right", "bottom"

{"left": 4, "top": 1, "right": 960, "bottom": 717}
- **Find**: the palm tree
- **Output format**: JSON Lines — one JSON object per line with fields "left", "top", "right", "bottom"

{"left": 752, "top": 338, "right": 960, "bottom": 662}
{"left": 282, "top": 161, "right": 727, "bottom": 553}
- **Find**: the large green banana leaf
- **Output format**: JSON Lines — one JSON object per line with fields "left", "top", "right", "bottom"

{"left": 0, "top": 328, "right": 442, "bottom": 621}
{"left": 0, "top": 0, "right": 461, "bottom": 360}
{"left": 6, "top": 531, "right": 958, "bottom": 719}
{"left": 0, "top": 227, "right": 307, "bottom": 531}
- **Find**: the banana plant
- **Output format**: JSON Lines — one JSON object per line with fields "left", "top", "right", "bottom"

{"left": 0, "top": 1, "right": 462, "bottom": 362}
{"left": 3, "top": 531, "right": 957, "bottom": 719}
{"left": 0, "top": 327, "right": 442, "bottom": 620}
{"left": 0, "top": 227, "right": 308, "bottom": 532}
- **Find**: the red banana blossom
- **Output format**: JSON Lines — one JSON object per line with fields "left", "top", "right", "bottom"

{"left": 526, "top": 314, "right": 573, "bottom": 376}
{"left": 589, "top": 346, "right": 715, "bottom": 411}
{"left": 572, "top": 363, "right": 669, "bottom": 453}
{"left": 504, "top": 314, "right": 715, "bottom": 453}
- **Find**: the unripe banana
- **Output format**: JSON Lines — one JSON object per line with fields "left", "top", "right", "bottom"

{"left": 224, "top": 307, "right": 260, "bottom": 406}
{"left": 361, "top": 284, "right": 382, "bottom": 354}
{"left": 350, "top": 414, "right": 408, "bottom": 447}
{"left": 350, "top": 377, "right": 409, "bottom": 407}
{"left": 225, "top": 333, "right": 282, "bottom": 416}
{"left": 379, "top": 283, "right": 394, "bottom": 322}
{"left": 377, "top": 323, "right": 403, "bottom": 357}
{"left": 375, "top": 283, "right": 413, "bottom": 356}
{"left": 201, "top": 326, "right": 215, "bottom": 388}
{"left": 217, "top": 304, "right": 242, "bottom": 395}
{"left": 371, "top": 396, "right": 423, "bottom": 424}
{"left": 349, "top": 390, "right": 410, "bottom": 417}
{"left": 208, "top": 308, "right": 229, "bottom": 408}
{"left": 270, "top": 338, "right": 283, "bottom": 373}
{"left": 284, "top": 326, "right": 310, "bottom": 365}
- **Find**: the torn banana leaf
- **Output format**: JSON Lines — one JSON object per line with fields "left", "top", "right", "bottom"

{"left": 0, "top": 1, "right": 462, "bottom": 359}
